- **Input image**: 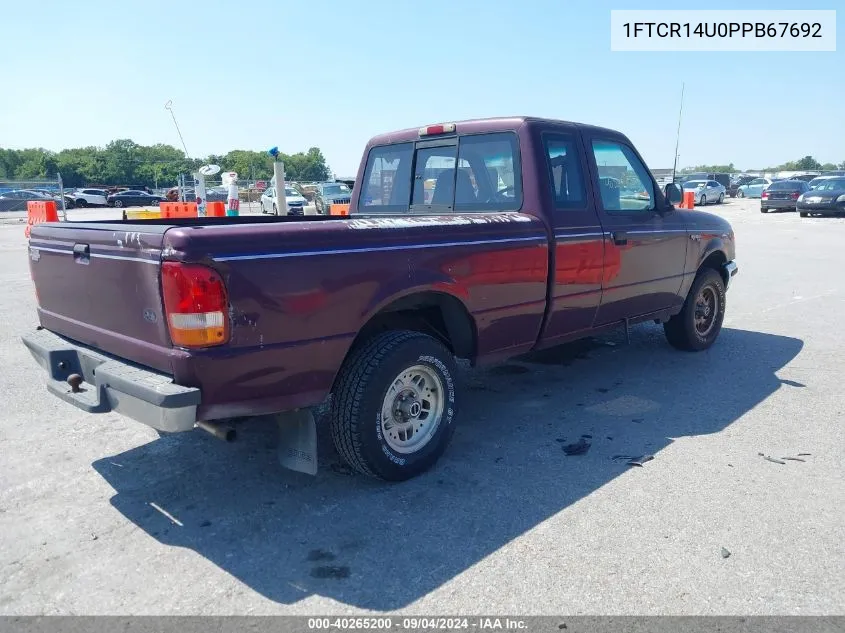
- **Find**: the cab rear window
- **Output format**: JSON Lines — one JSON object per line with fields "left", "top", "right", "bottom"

{"left": 358, "top": 132, "right": 521, "bottom": 214}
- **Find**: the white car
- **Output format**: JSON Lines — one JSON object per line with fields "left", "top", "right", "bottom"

{"left": 71, "top": 188, "right": 108, "bottom": 207}
{"left": 260, "top": 186, "right": 307, "bottom": 215}
{"left": 682, "top": 179, "right": 726, "bottom": 205}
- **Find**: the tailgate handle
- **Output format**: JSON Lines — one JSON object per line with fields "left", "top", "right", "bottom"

{"left": 73, "top": 243, "right": 90, "bottom": 264}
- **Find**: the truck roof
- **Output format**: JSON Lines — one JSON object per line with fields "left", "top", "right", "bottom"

{"left": 365, "top": 116, "right": 627, "bottom": 147}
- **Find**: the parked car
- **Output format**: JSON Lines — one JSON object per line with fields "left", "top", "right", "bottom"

{"left": 760, "top": 179, "right": 809, "bottom": 213}
{"left": 71, "top": 188, "right": 109, "bottom": 207}
{"left": 23, "top": 116, "right": 738, "bottom": 482}
{"left": 312, "top": 181, "right": 353, "bottom": 214}
{"left": 260, "top": 185, "right": 307, "bottom": 215}
{"left": 0, "top": 190, "right": 50, "bottom": 212}
{"left": 807, "top": 176, "right": 837, "bottom": 190}
{"left": 28, "top": 189, "right": 75, "bottom": 209}
{"left": 797, "top": 177, "right": 845, "bottom": 217}
{"left": 165, "top": 187, "right": 227, "bottom": 203}
{"left": 682, "top": 179, "right": 725, "bottom": 205}
{"left": 0, "top": 189, "right": 71, "bottom": 212}
{"left": 728, "top": 175, "right": 757, "bottom": 197}
{"left": 786, "top": 174, "right": 821, "bottom": 183}
{"left": 736, "top": 178, "right": 772, "bottom": 198}
{"left": 106, "top": 190, "right": 163, "bottom": 208}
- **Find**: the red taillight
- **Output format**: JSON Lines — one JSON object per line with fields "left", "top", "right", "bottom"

{"left": 161, "top": 262, "right": 229, "bottom": 348}
{"left": 791, "top": 192, "right": 800, "bottom": 199}
{"left": 762, "top": 191, "right": 769, "bottom": 199}
{"left": 419, "top": 123, "right": 456, "bottom": 136}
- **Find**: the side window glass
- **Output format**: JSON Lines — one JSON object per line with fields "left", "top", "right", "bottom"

{"left": 359, "top": 142, "right": 413, "bottom": 212}
{"left": 543, "top": 134, "right": 585, "bottom": 208}
{"left": 591, "top": 140, "right": 654, "bottom": 213}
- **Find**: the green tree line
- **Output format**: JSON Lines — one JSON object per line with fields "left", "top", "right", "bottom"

{"left": 0, "top": 141, "right": 330, "bottom": 188}
{"left": 684, "top": 156, "right": 845, "bottom": 174}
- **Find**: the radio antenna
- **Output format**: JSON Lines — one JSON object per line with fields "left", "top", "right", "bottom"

{"left": 164, "top": 100, "right": 190, "bottom": 159}
{"left": 671, "top": 83, "right": 685, "bottom": 183}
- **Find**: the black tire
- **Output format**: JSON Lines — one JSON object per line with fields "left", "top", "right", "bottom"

{"left": 75, "top": 199, "right": 86, "bottom": 208}
{"left": 799, "top": 211, "right": 808, "bottom": 217}
{"left": 761, "top": 207, "right": 768, "bottom": 213}
{"left": 330, "top": 330, "right": 459, "bottom": 481}
{"left": 114, "top": 200, "right": 124, "bottom": 208}
{"left": 737, "top": 190, "right": 745, "bottom": 198}
{"left": 718, "top": 193, "right": 724, "bottom": 204}
{"left": 272, "top": 203, "right": 277, "bottom": 215}
{"left": 700, "top": 194, "right": 707, "bottom": 206}
{"left": 663, "top": 268, "right": 726, "bottom": 352}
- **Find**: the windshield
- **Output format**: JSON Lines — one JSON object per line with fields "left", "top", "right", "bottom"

{"left": 683, "top": 180, "right": 706, "bottom": 188}
{"left": 816, "top": 178, "right": 845, "bottom": 190}
{"left": 284, "top": 187, "right": 298, "bottom": 196}
{"left": 321, "top": 184, "right": 350, "bottom": 195}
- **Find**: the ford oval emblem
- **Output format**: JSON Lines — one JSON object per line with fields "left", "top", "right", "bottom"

{"left": 143, "top": 309, "right": 157, "bottom": 323}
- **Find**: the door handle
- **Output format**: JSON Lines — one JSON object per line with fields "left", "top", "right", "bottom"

{"left": 611, "top": 231, "right": 628, "bottom": 246}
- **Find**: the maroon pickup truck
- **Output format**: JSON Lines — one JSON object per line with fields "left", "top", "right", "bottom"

{"left": 23, "top": 117, "right": 738, "bottom": 481}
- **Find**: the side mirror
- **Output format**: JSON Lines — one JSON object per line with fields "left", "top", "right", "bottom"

{"left": 664, "top": 183, "right": 682, "bottom": 204}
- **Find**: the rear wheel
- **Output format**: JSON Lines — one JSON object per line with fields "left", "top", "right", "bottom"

{"left": 718, "top": 193, "right": 724, "bottom": 204}
{"left": 761, "top": 206, "right": 768, "bottom": 213}
{"left": 799, "top": 211, "right": 809, "bottom": 217}
{"left": 737, "top": 190, "right": 745, "bottom": 198}
{"left": 664, "top": 268, "right": 726, "bottom": 352}
{"left": 114, "top": 200, "right": 124, "bottom": 208}
{"left": 75, "top": 199, "right": 87, "bottom": 208}
{"left": 330, "top": 330, "right": 459, "bottom": 481}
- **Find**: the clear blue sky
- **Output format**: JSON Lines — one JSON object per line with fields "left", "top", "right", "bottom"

{"left": 1, "top": 0, "right": 842, "bottom": 174}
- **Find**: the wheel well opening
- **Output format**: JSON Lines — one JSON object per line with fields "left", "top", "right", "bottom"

{"left": 700, "top": 251, "right": 727, "bottom": 284}
{"left": 349, "top": 292, "right": 476, "bottom": 362}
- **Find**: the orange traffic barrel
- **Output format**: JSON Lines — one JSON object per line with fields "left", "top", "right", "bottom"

{"left": 206, "top": 201, "right": 226, "bottom": 217}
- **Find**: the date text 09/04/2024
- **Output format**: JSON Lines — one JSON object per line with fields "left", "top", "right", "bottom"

{"left": 307, "top": 617, "right": 527, "bottom": 630}
{"left": 622, "top": 22, "right": 823, "bottom": 38}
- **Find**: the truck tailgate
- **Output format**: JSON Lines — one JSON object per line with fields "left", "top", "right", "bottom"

{"left": 28, "top": 222, "right": 175, "bottom": 373}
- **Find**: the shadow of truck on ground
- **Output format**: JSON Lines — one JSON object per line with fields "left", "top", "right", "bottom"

{"left": 92, "top": 325, "right": 803, "bottom": 610}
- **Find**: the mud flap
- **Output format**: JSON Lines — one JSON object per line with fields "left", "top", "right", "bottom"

{"left": 276, "top": 409, "right": 318, "bottom": 475}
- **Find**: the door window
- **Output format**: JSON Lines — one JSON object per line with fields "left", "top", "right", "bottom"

{"left": 590, "top": 140, "right": 654, "bottom": 213}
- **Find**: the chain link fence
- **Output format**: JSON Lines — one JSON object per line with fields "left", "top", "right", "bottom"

{"left": 0, "top": 177, "right": 69, "bottom": 217}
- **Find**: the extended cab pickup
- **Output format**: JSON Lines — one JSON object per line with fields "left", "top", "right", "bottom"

{"left": 23, "top": 117, "right": 738, "bottom": 481}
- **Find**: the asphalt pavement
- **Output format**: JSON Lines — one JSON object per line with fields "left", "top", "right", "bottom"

{"left": 0, "top": 197, "right": 843, "bottom": 615}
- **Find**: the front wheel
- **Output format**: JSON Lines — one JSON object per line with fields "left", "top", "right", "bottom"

{"left": 664, "top": 268, "right": 726, "bottom": 352}
{"left": 330, "top": 330, "right": 459, "bottom": 481}
{"left": 114, "top": 200, "right": 123, "bottom": 208}
{"left": 718, "top": 193, "right": 724, "bottom": 204}
{"left": 699, "top": 194, "right": 707, "bottom": 206}
{"left": 737, "top": 190, "right": 745, "bottom": 198}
